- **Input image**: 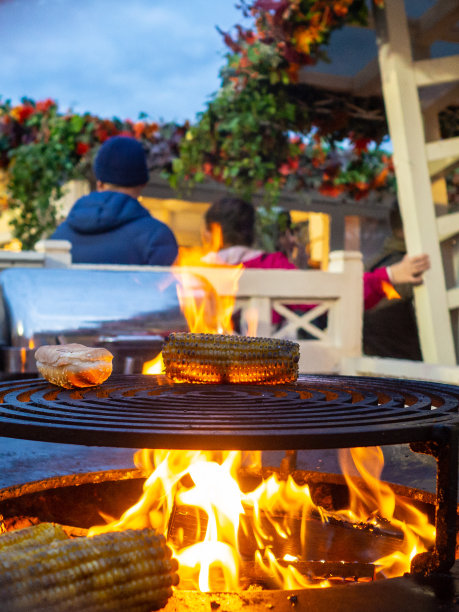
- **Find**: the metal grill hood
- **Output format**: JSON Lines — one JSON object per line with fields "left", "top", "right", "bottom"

{"left": 0, "top": 267, "right": 188, "bottom": 374}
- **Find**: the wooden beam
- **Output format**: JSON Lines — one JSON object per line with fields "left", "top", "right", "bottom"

{"left": 373, "top": 0, "right": 457, "bottom": 365}
{"left": 428, "top": 156, "right": 459, "bottom": 179}
{"left": 447, "top": 287, "right": 459, "bottom": 311}
{"left": 437, "top": 212, "right": 459, "bottom": 242}
{"left": 414, "top": 56, "right": 459, "bottom": 88}
{"left": 425, "top": 136, "right": 459, "bottom": 162}
{"left": 297, "top": 70, "right": 352, "bottom": 93}
{"left": 352, "top": 58, "right": 381, "bottom": 96}
{"left": 421, "top": 83, "right": 459, "bottom": 114}
{"left": 417, "top": 0, "right": 459, "bottom": 45}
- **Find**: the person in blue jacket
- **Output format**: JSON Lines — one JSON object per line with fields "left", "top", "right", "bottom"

{"left": 50, "top": 136, "right": 178, "bottom": 265}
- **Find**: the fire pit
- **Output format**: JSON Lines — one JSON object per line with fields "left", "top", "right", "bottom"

{"left": 0, "top": 373, "right": 458, "bottom": 609}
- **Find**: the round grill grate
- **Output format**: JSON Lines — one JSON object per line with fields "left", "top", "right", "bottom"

{"left": 0, "top": 374, "right": 458, "bottom": 450}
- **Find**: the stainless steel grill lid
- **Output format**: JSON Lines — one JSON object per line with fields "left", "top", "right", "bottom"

{"left": 0, "top": 267, "right": 187, "bottom": 346}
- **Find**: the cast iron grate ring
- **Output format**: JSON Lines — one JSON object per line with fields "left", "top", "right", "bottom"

{"left": 0, "top": 374, "right": 457, "bottom": 449}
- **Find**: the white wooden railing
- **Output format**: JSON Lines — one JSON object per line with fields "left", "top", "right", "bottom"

{"left": 0, "top": 241, "right": 363, "bottom": 375}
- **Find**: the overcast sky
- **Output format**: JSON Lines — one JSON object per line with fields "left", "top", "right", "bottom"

{"left": 0, "top": 0, "right": 248, "bottom": 123}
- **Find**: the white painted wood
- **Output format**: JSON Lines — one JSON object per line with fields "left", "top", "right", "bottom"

{"left": 428, "top": 156, "right": 459, "bottom": 179}
{"left": 0, "top": 247, "right": 365, "bottom": 374}
{"left": 373, "top": 0, "right": 456, "bottom": 365}
{"left": 414, "top": 56, "right": 459, "bottom": 88}
{"left": 35, "top": 239, "right": 72, "bottom": 268}
{"left": 343, "top": 355, "right": 459, "bottom": 385}
{"left": 328, "top": 251, "right": 363, "bottom": 358}
{"left": 425, "top": 136, "right": 459, "bottom": 162}
{"left": 437, "top": 212, "right": 459, "bottom": 242}
{"left": 0, "top": 251, "right": 45, "bottom": 269}
{"left": 447, "top": 287, "right": 459, "bottom": 311}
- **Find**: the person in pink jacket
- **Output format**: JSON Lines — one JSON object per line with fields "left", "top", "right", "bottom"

{"left": 202, "top": 197, "right": 430, "bottom": 311}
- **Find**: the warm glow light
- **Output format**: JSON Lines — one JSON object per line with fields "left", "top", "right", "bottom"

{"left": 381, "top": 280, "right": 401, "bottom": 300}
{"left": 131, "top": 225, "right": 433, "bottom": 592}
{"left": 337, "top": 447, "right": 435, "bottom": 578}
{"left": 142, "top": 353, "right": 164, "bottom": 375}
{"left": 142, "top": 239, "right": 243, "bottom": 376}
{"left": 88, "top": 446, "right": 435, "bottom": 592}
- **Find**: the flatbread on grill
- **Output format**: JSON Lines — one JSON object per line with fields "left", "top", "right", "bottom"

{"left": 35, "top": 343, "right": 113, "bottom": 389}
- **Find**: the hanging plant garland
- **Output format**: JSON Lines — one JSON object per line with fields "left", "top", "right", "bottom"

{"left": 171, "top": 0, "right": 395, "bottom": 203}
{"left": 0, "top": 97, "right": 187, "bottom": 249}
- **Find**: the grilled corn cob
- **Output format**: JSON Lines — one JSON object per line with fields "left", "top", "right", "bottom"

{"left": 0, "top": 522, "right": 68, "bottom": 553}
{"left": 0, "top": 527, "right": 179, "bottom": 612}
{"left": 162, "top": 332, "right": 300, "bottom": 384}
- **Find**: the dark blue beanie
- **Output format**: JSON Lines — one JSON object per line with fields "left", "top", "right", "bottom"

{"left": 93, "top": 136, "right": 149, "bottom": 187}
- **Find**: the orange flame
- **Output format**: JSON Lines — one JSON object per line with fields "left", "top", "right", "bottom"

{"left": 172, "top": 245, "right": 242, "bottom": 335}
{"left": 143, "top": 236, "right": 243, "bottom": 376}
{"left": 337, "top": 447, "right": 435, "bottom": 578}
{"left": 88, "top": 447, "right": 435, "bottom": 591}
{"left": 131, "top": 225, "right": 434, "bottom": 592}
{"left": 381, "top": 280, "right": 401, "bottom": 300}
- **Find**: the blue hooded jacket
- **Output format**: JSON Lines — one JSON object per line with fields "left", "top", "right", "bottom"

{"left": 50, "top": 191, "right": 178, "bottom": 265}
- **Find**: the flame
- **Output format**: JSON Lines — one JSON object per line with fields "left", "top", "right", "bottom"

{"left": 143, "top": 240, "right": 243, "bottom": 376}
{"left": 142, "top": 353, "right": 164, "bottom": 375}
{"left": 88, "top": 446, "right": 435, "bottom": 592}
{"left": 337, "top": 447, "right": 435, "bottom": 578}
{"left": 381, "top": 280, "right": 401, "bottom": 300}
{"left": 130, "top": 226, "right": 434, "bottom": 592}
{"left": 172, "top": 246, "right": 242, "bottom": 335}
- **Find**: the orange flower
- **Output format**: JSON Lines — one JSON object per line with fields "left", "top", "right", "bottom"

{"left": 286, "top": 62, "right": 300, "bottom": 82}
{"left": 133, "top": 121, "right": 145, "bottom": 139}
{"left": 372, "top": 167, "right": 389, "bottom": 188}
{"left": 203, "top": 162, "right": 213, "bottom": 175}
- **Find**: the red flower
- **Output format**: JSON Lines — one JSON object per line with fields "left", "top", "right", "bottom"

{"left": 95, "top": 127, "right": 109, "bottom": 142}
{"left": 35, "top": 98, "right": 56, "bottom": 113}
{"left": 11, "top": 104, "right": 35, "bottom": 123}
{"left": 319, "top": 182, "right": 344, "bottom": 197}
{"left": 203, "top": 162, "right": 213, "bottom": 175}
{"left": 279, "top": 162, "right": 292, "bottom": 176}
{"left": 352, "top": 137, "right": 371, "bottom": 154}
{"left": 76, "top": 142, "right": 90, "bottom": 156}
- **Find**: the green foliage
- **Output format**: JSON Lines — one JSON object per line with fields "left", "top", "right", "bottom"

{"left": 168, "top": 0, "right": 395, "bottom": 209}
{"left": 8, "top": 141, "right": 75, "bottom": 249}
{"left": 0, "top": 97, "right": 186, "bottom": 249}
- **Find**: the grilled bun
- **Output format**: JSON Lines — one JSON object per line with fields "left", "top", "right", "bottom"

{"left": 35, "top": 343, "right": 113, "bottom": 389}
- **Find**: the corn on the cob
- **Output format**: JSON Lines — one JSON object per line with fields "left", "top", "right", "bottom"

{"left": 0, "top": 527, "right": 179, "bottom": 612}
{"left": 0, "top": 522, "right": 68, "bottom": 553}
{"left": 162, "top": 332, "right": 300, "bottom": 384}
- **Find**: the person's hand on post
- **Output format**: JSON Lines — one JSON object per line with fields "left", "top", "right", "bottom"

{"left": 388, "top": 254, "right": 431, "bottom": 285}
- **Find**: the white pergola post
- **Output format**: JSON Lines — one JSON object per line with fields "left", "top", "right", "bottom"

{"left": 373, "top": 0, "right": 458, "bottom": 365}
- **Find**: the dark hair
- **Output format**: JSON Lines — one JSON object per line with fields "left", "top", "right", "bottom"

{"left": 205, "top": 197, "right": 255, "bottom": 247}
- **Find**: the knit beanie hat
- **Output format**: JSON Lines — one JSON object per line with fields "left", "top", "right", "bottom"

{"left": 93, "top": 136, "right": 149, "bottom": 187}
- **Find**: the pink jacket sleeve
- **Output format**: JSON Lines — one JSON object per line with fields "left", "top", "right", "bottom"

{"left": 363, "top": 267, "right": 391, "bottom": 310}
